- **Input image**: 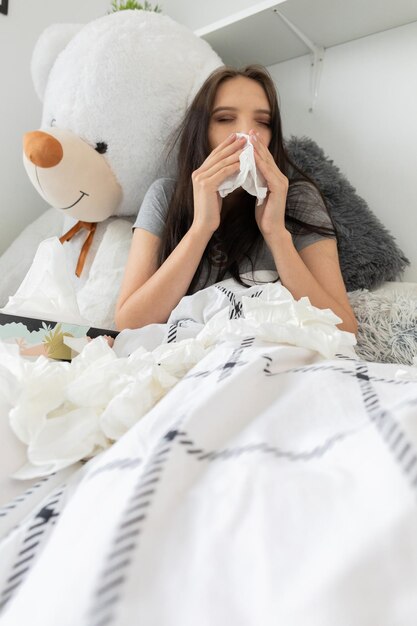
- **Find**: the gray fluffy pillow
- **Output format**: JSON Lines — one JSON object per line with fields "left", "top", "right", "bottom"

{"left": 285, "top": 136, "right": 409, "bottom": 291}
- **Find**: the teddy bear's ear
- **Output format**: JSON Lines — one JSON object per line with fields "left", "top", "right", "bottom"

{"left": 31, "top": 23, "right": 84, "bottom": 102}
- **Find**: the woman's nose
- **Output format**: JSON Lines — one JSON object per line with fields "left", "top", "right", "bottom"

{"left": 239, "top": 123, "right": 254, "bottom": 136}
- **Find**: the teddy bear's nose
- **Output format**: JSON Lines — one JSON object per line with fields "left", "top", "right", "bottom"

{"left": 23, "top": 131, "right": 64, "bottom": 168}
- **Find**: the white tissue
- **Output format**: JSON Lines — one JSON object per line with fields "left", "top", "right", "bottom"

{"left": 1, "top": 336, "right": 209, "bottom": 478}
{"left": 197, "top": 283, "right": 357, "bottom": 360}
{"left": 218, "top": 133, "right": 268, "bottom": 205}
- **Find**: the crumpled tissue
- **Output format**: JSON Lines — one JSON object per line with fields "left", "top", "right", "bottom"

{"left": 0, "top": 336, "right": 209, "bottom": 479}
{"left": 196, "top": 283, "right": 357, "bottom": 359}
{"left": 218, "top": 133, "right": 268, "bottom": 205}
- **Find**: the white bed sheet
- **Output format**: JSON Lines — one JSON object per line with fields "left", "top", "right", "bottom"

{"left": 0, "top": 280, "right": 416, "bottom": 625}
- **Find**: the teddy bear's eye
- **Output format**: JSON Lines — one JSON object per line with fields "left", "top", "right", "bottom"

{"left": 95, "top": 142, "right": 108, "bottom": 154}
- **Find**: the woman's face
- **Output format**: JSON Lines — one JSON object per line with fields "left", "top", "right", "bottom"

{"left": 208, "top": 76, "right": 272, "bottom": 151}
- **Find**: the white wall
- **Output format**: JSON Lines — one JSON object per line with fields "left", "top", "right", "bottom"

{"left": 0, "top": 0, "right": 110, "bottom": 256}
{"left": 267, "top": 20, "right": 417, "bottom": 282}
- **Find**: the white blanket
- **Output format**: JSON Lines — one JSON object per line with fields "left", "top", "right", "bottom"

{"left": 0, "top": 280, "right": 417, "bottom": 625}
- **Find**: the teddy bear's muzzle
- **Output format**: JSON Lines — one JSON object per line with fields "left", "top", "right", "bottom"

{"left": 23, "top": 131, "right": 63, "bottom": 168}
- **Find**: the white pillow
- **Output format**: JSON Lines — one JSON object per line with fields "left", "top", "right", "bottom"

{"left": 0, "top": 209, "right": 64, "bottom": 307}
{"left": 1, "top": 216, "right": 134, "bottom": 330}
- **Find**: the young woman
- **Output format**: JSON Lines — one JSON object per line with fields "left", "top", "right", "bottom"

{"left": 115, "top": 65, "right": 358, "bottom": 335}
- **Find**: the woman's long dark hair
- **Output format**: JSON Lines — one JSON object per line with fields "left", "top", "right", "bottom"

{"left": 159, "top": 64, "right": 337, "bottom": 293}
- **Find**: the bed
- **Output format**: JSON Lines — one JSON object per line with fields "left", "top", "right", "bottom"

{"left": 0, "top": 272, "right": 417, "bottom": 625}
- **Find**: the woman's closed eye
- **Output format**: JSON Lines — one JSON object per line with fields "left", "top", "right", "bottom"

{"left": 213, "top": 117, "right": 234, "bottom": 123}
{"left": 213, "top": 117, "right": 270, "bottom": 126}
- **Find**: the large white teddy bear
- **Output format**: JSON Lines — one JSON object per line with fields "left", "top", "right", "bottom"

{"left": 1, "top": 10, "right": 222, "bottom": 329}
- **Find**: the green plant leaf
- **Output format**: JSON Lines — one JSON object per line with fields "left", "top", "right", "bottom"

{"left": 109, "top": 0, "right": 162, "bottom": 12}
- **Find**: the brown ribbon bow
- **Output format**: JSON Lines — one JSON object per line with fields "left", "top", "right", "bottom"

{"left": 59, "top": 221, "right": 97, "bottom": 277}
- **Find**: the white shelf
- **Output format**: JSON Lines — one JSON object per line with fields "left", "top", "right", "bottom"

{"left": 195, "top": 0, "right": 417, "bottom": 67}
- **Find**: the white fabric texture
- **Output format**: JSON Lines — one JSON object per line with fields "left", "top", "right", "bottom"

{"left": 0, "top": 279, "right": 417, "bottom": 624}
{"left": 0, "top": 209, "right": 64, "bottom": 309}
{"left": 1, "top": 238, "right": 90, "bottom": 326}
{"left": 0, "top": 324, "right": 416, "bottom": 622}
{"left": 218, "top": 133, "right": 268, "bottom": 205}
{"left": 0, "top": 281, "right": 356, "bottom": 480}
{"left": 30, "top": 23, "right": 83, "bottom": 102}
{"left": 1, "top": 218, "right": 133, "bottom": 329}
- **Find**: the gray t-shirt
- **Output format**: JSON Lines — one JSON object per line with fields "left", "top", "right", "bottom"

{"left": 133, "top": 177, "right": 336, "bottom": 292}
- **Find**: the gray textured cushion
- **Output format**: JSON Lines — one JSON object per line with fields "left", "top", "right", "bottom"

{"left": 348, "top": 288, "right": 417, "bottom": 365}
{"left": 285, "top": 136, "right": 410, "bottom": 291}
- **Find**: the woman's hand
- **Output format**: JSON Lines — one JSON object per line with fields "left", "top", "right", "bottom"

{"left": 191, "top": 133, "right": 246, "bottom": 234}
{"left": 249, "top": 130, "right": 289, "bottom": 242}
